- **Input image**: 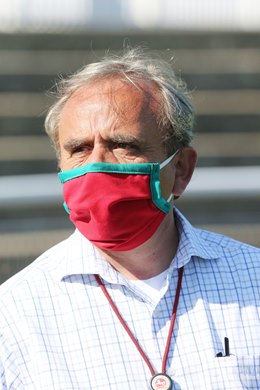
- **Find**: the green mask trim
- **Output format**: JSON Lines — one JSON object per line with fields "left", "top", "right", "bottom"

{"left": 59, "top": 162, "right": 158, "bottom": 182}
{"left": 59, "top": 162, "right": 172, "bottom": 214}
{"left": 63, "top": 201, "right": 70, "bottom": 215}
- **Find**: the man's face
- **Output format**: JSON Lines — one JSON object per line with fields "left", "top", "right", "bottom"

{"left": 58, "top": 77, "right": 175, "bottom": 198}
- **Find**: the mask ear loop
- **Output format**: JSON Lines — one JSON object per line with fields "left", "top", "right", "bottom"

{"left": 166, "top": 193, "right": 174, "bottom": 203}
{"left": 160, "top": 149, "right": 179, "bottom": 203}
{"left": 159, "top": 149, "right": 179, "bottom": 169}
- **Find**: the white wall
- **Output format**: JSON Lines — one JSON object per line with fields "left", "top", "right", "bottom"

{"left": 0, "top": 0, "right": 259, "bottom": 32}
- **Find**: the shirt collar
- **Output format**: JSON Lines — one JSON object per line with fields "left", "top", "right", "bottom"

{"left": 56, "top": 230, "right": 116, "bottom": 282}
{"left": 56, "top": 208, "right": 219, "bottom": 282}
{"left": 171, "top": 208, "right": 219, "bottom": 271}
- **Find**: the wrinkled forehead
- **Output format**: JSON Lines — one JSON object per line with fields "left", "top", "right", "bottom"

{"left": 64, "top": 75, "right": 163, "bottom": 119}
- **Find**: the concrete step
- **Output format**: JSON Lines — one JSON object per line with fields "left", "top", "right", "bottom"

{"left": 195, "top": 114, "right": 260, "bottom": 133}
{"left": 1, "top": 114, "right": 259, "bottom": 136}
{"left": 1, "top": 48, "right": 260, "bottom": 75}
{"left": 1, "top": 32, "right": 260, "bottom": 51}
{"left": 1, "top": 89, "right": 259, "bottom": 117}
{"left": 1, "top": 73, "right": 260, "bottom": 92}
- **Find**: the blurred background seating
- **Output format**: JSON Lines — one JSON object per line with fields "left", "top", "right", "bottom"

{"left": 0, "top": 0, "right": 260, "bottom": 283}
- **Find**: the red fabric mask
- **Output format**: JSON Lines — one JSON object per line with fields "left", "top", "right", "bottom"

{"left": 59, "top": 154, "right": 176, "bottom": 251}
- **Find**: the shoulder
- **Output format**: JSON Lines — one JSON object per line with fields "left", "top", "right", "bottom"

{"left": 175, "top": 208, "right": 260, "bottom": 269}
{"left": 192, "top": 227, "right": 260, "bottom": 293}
{"left": 198, "top": 227, "right": 260, "bottom": 260}
{"left": 178, "top": 224, "right": 260, "bottom": 316}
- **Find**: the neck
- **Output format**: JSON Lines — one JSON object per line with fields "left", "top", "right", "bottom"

{"left": 99, "top": 212, "right": 179, "bottom": 280}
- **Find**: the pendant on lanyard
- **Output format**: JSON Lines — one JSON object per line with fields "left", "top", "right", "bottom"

{"left": 150, "top": 373, "right": 173, "bottom": 389}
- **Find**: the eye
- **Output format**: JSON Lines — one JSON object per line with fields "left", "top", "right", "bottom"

{"left": 72, "top": 146, "right": 83, "bottom": 153}
{"left": 71, "top": 147, "right": 85, "bottom": 154}
{"left": 70, "top": 144, "right": 92, "bottom": 155}
{"left": 114, "top": 142, "right": 130, "bottom": 149}
{"left": 112, "top": 141, "right": 140, "bottom": 152}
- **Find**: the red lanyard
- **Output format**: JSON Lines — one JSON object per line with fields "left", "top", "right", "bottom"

{"left": 94, "top": 266, "right": 184, "bottom": 389}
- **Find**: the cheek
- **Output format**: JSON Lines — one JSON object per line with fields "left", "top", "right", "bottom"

{"left": 59, "top": 150, "right": 80, "bottom": 171}
{"left": 160, "top": 169, "right": 175, "bottom": 198}
{"left": 60, "top": 155, "right": 87, "bottom": 171}
{"left": 59, "top": 149, "right": 70, "bottom": 170}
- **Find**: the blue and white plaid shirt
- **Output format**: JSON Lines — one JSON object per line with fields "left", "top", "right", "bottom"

{"left": 0, "top": 209, "right": 259, "bottom": 389}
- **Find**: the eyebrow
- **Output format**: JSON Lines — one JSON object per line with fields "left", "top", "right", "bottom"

{"left": 109, "top": 134, "right": 144, "bottom": 146}
{"left": 63, "top": 138, "right": 88, "bottom": 152}
{"left": 63, "top": 134, "right": 144, "bottom": 151}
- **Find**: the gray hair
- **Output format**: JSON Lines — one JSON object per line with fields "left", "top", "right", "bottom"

{"left": 45, "top": 47, "right": 195, "bottom": 157}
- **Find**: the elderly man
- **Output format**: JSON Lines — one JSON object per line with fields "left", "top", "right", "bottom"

{"left": 0, "top": 48, "right": 259, "bottom": 390}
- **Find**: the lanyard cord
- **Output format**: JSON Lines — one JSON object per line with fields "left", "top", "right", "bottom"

{"left": 94, "top": 266, "right": 184, "bottom": 377}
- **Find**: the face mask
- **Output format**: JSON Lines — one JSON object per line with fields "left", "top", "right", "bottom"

{"left": 59, "top": 151, "right": 178, "bottom": 252}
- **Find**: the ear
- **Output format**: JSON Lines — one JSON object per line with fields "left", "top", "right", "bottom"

{"left": 172, "top": 147, "right": 197, "bottom": 197}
